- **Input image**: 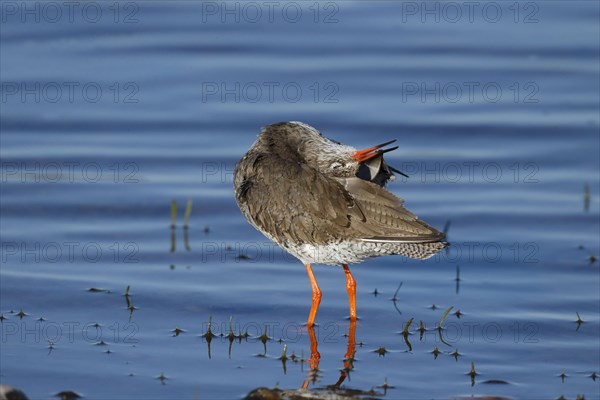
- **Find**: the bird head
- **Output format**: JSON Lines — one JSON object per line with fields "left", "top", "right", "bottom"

{"left": 352, "top": 140, "right": 408, "bottom": 185}
{"left": 256, "top": 122, "right": 406, "bottom": 186}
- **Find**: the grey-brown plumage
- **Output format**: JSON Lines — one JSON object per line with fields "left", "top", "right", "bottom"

{"left": 234, "top": 122, "right": 447, "bottom": 266}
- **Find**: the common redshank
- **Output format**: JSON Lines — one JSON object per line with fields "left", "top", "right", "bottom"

{"left": 234, "top": 122, "right": 446, "bottom": 326}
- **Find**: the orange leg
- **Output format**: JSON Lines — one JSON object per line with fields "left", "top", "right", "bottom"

{"left": 305, "top": 263, "right": 322, "bottom": 327}
{"left": 343, "top": 264, "right": 357, "bottom": 321}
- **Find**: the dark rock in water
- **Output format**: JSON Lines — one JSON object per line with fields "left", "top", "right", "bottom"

{"left": 54, "top": 391, "right": 82, "bottom": 400}
{"left": 0, "top": 385, "right": 28, "bottom": 400}
{"left": 481, "top": 379, "right": 510, "bottom": 385}
{"left": 244, "top": 386, "right": 382, "bottom": 400}
{"left": 455, "top": 397, "right": 512, "bottom": 400}
{"left": 244, "top": 387, "right": 282, "bottom": 400}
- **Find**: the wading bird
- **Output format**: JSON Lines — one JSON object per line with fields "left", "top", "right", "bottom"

{"left": 234, "top": 122, "right": 446, "bottom": 326}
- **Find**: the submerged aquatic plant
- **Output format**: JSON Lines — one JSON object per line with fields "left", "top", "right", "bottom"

{"left": 170, "top": 200, "right": 177, "bottom": 228}
{"left": 258, "top": 325, "right": 272, "bottom": 356}
{"left": 170, "top": 226, "right": 176, "bottom": 253}
{"left": 455, "top": 265, "right": 460, "bottom": 294}
{"left": 401, "top": 318, "right": 414, "bottom": 351}
{"left": 418, "top": 320, "right": 427, "bottom": 341}
{"left": 279, "top": 344, "right": 288, "bottom": 374}
{"left": 202, "top": 315, "right": 216, "bottom": 340}
{"left": 184, "top": 226, "right": 192, "bottom": 252}
{"left": 391, "top": 281, "right": 403, "bottom": 302}
{"left": 124, "top": 286, "right": 137, "bottom": 321}
{"left": 390, "top": 281, "right": 403, "bottom": 315}
{"left": 374, "top": 346, "right": 388, "bottom": 356}
{"left": 559, "top": 370, "right": 568, "bottom": 383}
{"left": 183, "top": 199, "right": 193, "bottom": 228}
{"left": 468, "top": 361, "right": 478, "bottom": 386}
{"left": 227, "top": 316, "right": 237, "bottom": 341}
{"left": 450, "top": 349, "right": 461, "bottom": 361}
{"left": 259, "top": 325, "right": 272, "bottom": 344}
{"left": 576, "top": 312, "right": 585, "bottom": 331}
{"left": 376, "top": 377, "right": 395, "bottom": 393}
{"left": 437, "top": 306, "right": 454, "bottom": 330}
{"left": 402, "top": 318, "right": 413, "bottom": 336}
{"left": 201, "top": 315, "right": 216, "bottom": 359}
{"left": 279, "top": 344, "right": 288, "bottom": 361}
{"left": 171, "top": 327, "right": 185, "bottom": 337}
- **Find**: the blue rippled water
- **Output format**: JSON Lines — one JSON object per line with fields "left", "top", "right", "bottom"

{"left": 1, "top": 1, "right": 599, "bottom": 399}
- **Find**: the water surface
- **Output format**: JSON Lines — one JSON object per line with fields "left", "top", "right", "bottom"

{"left": 1, "top": 1, "right": 599, "bottom": 399}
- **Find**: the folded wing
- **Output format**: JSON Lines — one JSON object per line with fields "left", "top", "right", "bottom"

{"left": 338, "top": 177, "right": 445, "bottom": 243}
{"left": 236, "top": 153, "right": 444, "bottom": 246}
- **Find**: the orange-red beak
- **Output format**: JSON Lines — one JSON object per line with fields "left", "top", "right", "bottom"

{"left": 352, "top": 139, "right": 398, "bottom": 164}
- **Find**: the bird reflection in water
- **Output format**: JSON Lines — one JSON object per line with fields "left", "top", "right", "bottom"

{"left": 301, "top": 319, "right": 357, "bottom": 390}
